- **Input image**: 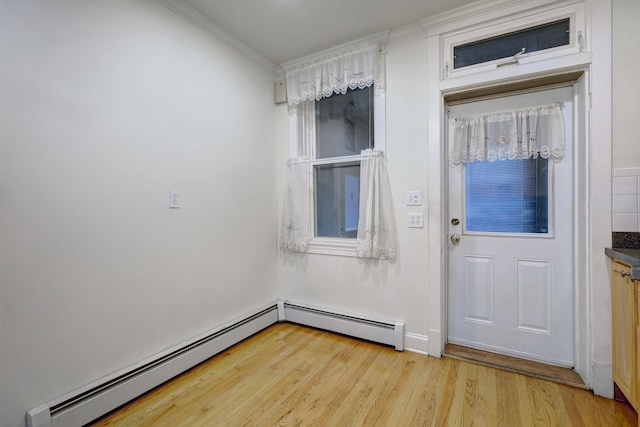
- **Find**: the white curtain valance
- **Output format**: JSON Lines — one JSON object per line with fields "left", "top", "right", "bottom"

{"left": 356, "top": 149, "right": 397, "bottom": 260}
{"left": 450, "top": 103, "right": 565, "bottom": 165}
{"left": 282, "top": 32, "right": 388, "bottom": 105}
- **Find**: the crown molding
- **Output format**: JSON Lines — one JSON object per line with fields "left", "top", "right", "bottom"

{"left": 156, "top": 0, "right": 278, "bottom": 73}
{"left": 419, "top": 0, "right": 574, "bottom": 36}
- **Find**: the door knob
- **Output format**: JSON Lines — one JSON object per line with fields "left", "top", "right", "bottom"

{"left": 450, "top": 233, "right": 461, "bottom": 244}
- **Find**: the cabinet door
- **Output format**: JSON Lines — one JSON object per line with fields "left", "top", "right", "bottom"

{"left": 636, "top": 281, "right": 640, "bottom": 410}
{"left": 612, "top": 260, "right": 635, "bottom": 407}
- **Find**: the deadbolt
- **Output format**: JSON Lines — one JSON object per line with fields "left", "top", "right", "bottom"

{"left": 451, "top": 218, "right": 460, "bottom": 226}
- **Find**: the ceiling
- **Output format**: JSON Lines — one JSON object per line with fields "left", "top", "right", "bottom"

{"left": 181, "top": 0, "right": 479, "bottom": 65}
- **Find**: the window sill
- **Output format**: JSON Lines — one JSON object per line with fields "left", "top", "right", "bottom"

{"left": 306, "top": 237, "right": 358, "bottom": 257}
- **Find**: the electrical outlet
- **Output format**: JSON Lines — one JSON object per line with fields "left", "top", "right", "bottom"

{"left": 406, "top": 190, "right": 422, "bottom": 206}
{"left": 169, "top": 191, "right": 180, "bottom": 208}
{"left": 408, "top": 213, "right": 424, "bottom": 228}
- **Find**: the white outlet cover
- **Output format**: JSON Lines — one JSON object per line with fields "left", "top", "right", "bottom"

{"left": 408, "top": 213, "right": 424, "bottom": 228}
{"left": 406, "top": 190, "right": 422, "bottom": 206}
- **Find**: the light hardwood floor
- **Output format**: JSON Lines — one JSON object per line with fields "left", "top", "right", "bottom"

{"left": 91, "top": 323, "right": 636, "bottom": 426}
{"left": 443, "top": 344, "right": 588, "bottom": 390}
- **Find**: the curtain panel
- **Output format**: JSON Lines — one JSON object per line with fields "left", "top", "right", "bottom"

{"left": 282, "top": 31, "right": 388, "bottom": 105}
{"left": 356, "top": 149, "right": 398, "bottom": 260}
{"left": 450, "top": 102, "right": 565, "bottom": 165}
{"left": 280, "top": 150, "right": 398, "bottom": 260}
{"left": 280, "top": 158, "right": 310, "bottom": 252}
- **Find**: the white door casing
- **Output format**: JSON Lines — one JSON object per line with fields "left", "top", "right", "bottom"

{"left": 425, "top": 0, "right": 611, "bottom": 397}
{"left": 447, "top": 86, "right": 574, "bottom": 366}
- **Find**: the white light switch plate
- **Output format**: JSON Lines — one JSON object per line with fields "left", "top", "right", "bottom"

{"left": 169, "top": 191, "right": 180, "bottom": 208}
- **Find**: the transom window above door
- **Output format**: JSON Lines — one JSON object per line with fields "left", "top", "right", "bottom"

{"left": 441, "top": 3, "right": 585, "bottom": 79}
{"left": 453, "top": 18, "right": 570, "bottom": 69}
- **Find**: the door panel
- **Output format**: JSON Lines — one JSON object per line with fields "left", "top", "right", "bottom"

{"left": 463, "top": 256, "right": 494, "bottom": 324}
{"left": 515, "top": 259, "right": 551, "bottom": 333}
{"left": 447, "top": 87, "right": 574, "bottom": 366}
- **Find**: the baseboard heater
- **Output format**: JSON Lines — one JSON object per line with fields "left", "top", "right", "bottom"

{"left": 279, "top": 301, "right": 404, "bottom": 351}
{"left": 26, "top": 304, "right": 279, "bottom": 427}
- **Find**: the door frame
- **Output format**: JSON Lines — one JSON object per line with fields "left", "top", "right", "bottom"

{"left": 427, "top": 68, "right": 594, "bottom": 382}
{"left": 444, "top": 83, "right": 578, "bottom": 366}
{"left": 424, "top": 0, "right": 613, "bottom": 394}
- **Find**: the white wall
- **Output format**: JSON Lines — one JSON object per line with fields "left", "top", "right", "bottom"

{"left": 611, "top": 0, "right": 640, "bottom": 232}
{"left": 0, "top": 1, "right": 633, "bottom": 424}
{"left": 0, "top": 1, "right": 278, "bottom": 426}
{"left": 275, "top": 0, "right": 621, "bottom": 397}
{"left": 612, "top": 0, "right": 640, "bottom": 171}
{"left": 276, "top": 34, "right": 431, "bottom": 349}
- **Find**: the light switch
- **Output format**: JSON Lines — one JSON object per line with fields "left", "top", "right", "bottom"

{"left": 169, "top": 191, "right": 180, "bottom": 208}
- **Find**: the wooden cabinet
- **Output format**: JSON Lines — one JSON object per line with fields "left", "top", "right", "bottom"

{"left": 612, "top": 259, "right": 637, "bottom": 409}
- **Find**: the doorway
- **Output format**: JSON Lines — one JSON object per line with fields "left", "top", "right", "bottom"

{"left": 446, "top": 86, "right": 574, "bottom": 367}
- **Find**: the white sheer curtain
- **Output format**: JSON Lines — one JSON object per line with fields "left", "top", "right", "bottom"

{"left": 280, "top": 158, "right": 310, "bottom": 252}
{"left": 281, "top": 33, "right": 395, "bottom": 258}
{"left": 357, "top": 149, "right": 397, "bottom": 260}
{"left": 450, "top": 103, "right": 564, "bottom": 165}
{"left": 282, "top": 32, "right": 387, "bottom": 105}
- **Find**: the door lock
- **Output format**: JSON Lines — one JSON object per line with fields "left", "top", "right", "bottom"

{"left": 451, "top": 218, "right": 460, "bottom": 226}
{"left": 450, "top": 233, "right": 461, "bottom": 244}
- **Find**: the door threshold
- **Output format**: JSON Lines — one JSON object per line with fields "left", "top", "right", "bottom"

{"left": 443, "top": 344, "right": 588, "bottom": 390}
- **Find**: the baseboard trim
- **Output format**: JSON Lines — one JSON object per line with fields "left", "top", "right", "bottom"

{"left": 279, "top": 301, "right": 404, "bottom": 351}
{"left": 27, "top": 304, "right": 279, "bottom": 427}
{"left": 592, "top": 361, "right": 614, "bottom": 398}
{"left": 404, "top": 332, "right": 430, "bottom": 355}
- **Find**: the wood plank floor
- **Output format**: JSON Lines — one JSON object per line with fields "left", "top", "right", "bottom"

{"left": 91, "top": 323, "right": 637, "bottom": 426}
{"left": 443, "top": 343, "right": 588, "bottom": 390}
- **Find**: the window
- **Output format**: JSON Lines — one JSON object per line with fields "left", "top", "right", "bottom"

{"left": 465, "top": 158, "right": 549, "bottom": 234}
{"left": 313, "top": 87, "right": 374, "bottom": 238}
{"left": 280, "top": 31, "right": 395, "bottom": 258}
{"left": 441, "top": 3, "right": 585, "bottom": 79}
{"left": 453, "top": 19, "right": 570, "bottom": 69}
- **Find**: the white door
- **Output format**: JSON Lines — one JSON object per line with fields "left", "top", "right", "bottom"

{"left": 447, "top": 87, "right": 574, "bottom": 366}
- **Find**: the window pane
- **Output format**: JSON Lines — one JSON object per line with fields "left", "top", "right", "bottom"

{"left": 453, "top": 19, "right": 570, "bottom": 69}
{"left": 465, "top": 158, "right": 549, "bottom": 233}
{"left": 316, "top": 87, "right": 373, "bottom": 159}
{"left": 315, "top": 163, "right": 360, "bottom": 238}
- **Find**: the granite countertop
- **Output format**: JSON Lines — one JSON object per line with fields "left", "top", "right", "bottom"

{"left": 606, "top": 232, "right": 640, "bottom": 280}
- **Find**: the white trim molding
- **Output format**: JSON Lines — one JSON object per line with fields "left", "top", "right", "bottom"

{"left": 404, "top": 332, "right": 430, "bottom": 355}
{"left": 155, "top": 0, "right": 278, "bottom": 72}
{"left": 424, "top": 0, "right": 611, "bottom": 397}
{"left": 614, "top": 167, "right": 640, "bottom": 177}
{"left": 26, "top": 300, "right": 414, "bottom": 426}
{"left": 420, "top": 0, "right": 573, "bottom": 37}
{"left": 26, "top": 304, "right": 279, "bottom": 427}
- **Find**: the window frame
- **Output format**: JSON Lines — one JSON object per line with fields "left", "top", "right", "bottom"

{"left": 313, "top": 157, "right": 362, "bottom": 239}
{"left": 441, "top": 3, "right": 585, "bottom": 80}
{"left": 288, "top": 91, "right": 386, "bottom": 256}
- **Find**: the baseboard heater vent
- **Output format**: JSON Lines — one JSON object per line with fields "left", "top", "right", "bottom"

{"left": 27, "top": 304, "right": 279, "bottom": 427}
{"left": 280, "top": 301, "right": 404, "bottom": 351}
